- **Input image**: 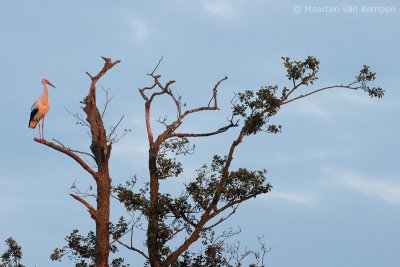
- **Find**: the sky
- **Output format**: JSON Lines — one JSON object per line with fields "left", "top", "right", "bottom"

{"left": 1, "top": 0, "right": 399, "bottom": 266}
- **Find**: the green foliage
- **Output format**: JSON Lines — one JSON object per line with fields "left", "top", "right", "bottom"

{"left": 113, "top": 176, "right": 149, "bottom": 214}
{"left": 174, "top": 244, "right": 229, "bottom": 267}
{"left": 50, "top": 229, "right": 95, "bottom": 264}
{"left": 187, "top": 156, "right": 272, "bottom": 207}
{"left": 356, "top": 65, "right": 385, "bottom": 98}
{"left": 282, "top": 55, "right": 320, "bottom": 85}
{"left": 111, "top": 257, "right": 129, "bottom": 267}
{"left": 156, "top": 138, "right": 194, "bottom": 179}
{"left": 0, "top": 238, "right": 24, "bottom": 267}
{"left": 225, "top": 168, "right": 271, "bottom": 201}
{"left": 281, "top": 56, "right": 384, "bottom": 99}
{"left": 231, "top": 56, "right": 384, "bottom": 139}
{"left": 50, "top": 226, "right": 129, "bottom": 267}
{"left": 110, "top": 217, "right": 129, "bottom": 242}
{"left": 232, "top": 86, "right": 281, "bottom": 136}
{"left": 112, "top": 149, "right": 272, "bottom": 266}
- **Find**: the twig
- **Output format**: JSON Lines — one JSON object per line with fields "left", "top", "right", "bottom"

{"left": 100, "top": 86, "right": 114, "bottom": 118}
{"left": 116, "top": 240, "right": 149, "bottom": 260}
{"left": 149, "top": 56, "right": 164, "bottom": 76}
{"left": 106, "top": 115, "right": 125, "bottom": 142}
{"left": 203, "top": 206, "right": 238, "bottom": 231}
{"left": 52, "top": 139, "right": 96, "bottom": 160}
{"left": 64, "top": 106, "right": 90, "bottom": 128}
{"left": 70, "top": 181, "right": 96, "bottom": 199}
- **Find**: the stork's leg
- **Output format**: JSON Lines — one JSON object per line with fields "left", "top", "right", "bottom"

{"left": 38, "top": 123, "right": 41, "bottom": 139}
{"left": 42, "top": 117, "right": 45, "bottom": 140}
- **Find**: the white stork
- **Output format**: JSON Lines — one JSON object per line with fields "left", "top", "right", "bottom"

{"left": 29, "top": 78, "right": 56, "bottom": 140}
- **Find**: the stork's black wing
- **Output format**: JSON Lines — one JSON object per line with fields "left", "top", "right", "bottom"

{"left": 29, "top": 107, "right": 39, "bottom": 128}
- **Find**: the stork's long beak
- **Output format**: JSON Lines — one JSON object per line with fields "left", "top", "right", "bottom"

{"left": 47, "top": 80, "right": 56, "bottom": 88}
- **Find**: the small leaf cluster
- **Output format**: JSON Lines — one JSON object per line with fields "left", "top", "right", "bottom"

{"left": 170, "top": 230, "right": 230, "bottom": 267}
{"left": 232, "top": 87, "right": 281, "bottom": 136}
{"left": 156, "top": 138, "right": 194, "bottom": 179}
{"left": 176, "top": 244, "right": 228, "bottom": 267}
{"left": 187, "top": 155, "right": 272, "bottom": 208}
{"left": 50, "top": 229, "right": 96, "bottom": 264}
{"left": 282, "top": 56, "right": 320, "bottom": 85}
{"left": 109, "top": 217, "right": 129, "bottom": 242}
{"left": 355, "top": 65, "right": 384, "bottom": 98}
{"left": 0, "top": 238, "right": 24, "bottom": 267}
{"left": 113, "top": 178, "right": 149, "bottom": 214}
{"left": 223, "top": 168, "right": 272, "bottom": 202}
{"left": 50, "top": 226, "right": 129, "bottom": 267}
{"left": 186, "top": 155, "right": 227, "bottom": 210}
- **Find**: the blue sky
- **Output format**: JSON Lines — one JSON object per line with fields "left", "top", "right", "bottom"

{"left": 1, "top": 0, "right": 399, "bottom": 266}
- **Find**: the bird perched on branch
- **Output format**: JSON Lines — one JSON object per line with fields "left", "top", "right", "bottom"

{"left": 29, "top": 78, "right": 56, "bottom": 140}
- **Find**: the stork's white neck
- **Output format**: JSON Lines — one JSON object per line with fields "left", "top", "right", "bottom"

{"left": 42, "top": 82, "right": 49, "bottom": 101}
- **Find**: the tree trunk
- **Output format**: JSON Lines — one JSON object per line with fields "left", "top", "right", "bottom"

{"left": 95, "top": 173, "right": 111, "bottom": 267}
{"left": 147, "top": 148, "right": 161, "bottom": 267}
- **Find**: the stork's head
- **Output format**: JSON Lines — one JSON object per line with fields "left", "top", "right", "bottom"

{"left": 42, "top": 78, "right": 56, "bottom": 88}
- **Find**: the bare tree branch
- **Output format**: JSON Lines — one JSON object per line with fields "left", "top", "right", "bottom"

{"left": 70, "top": 181, "right": 96, "bottom": 199}
{"left": 52, "top": 139, "right": 96, "bottom": 160}
{"left": 64, "top": 106, "right": 90, "bottom": 128}
{"left": 170, "top": 120, "right": 238, "bottom": 138}
{"left": 149, "top": 56, "right": 163, "bottom": 76}
{"left": 86, "top": 56, "right": 121, "bottom": 101}
{"left": 100, "top": 86, "right": 114, "bottom": 119}
{"left": 281, "top": 84, "right": 358, "bottom": 105}
{"left": 256, "top": 234, "right": 272, "bottom": 267}
{"left": 70, "top": 193, "right": 99, "bottom": 224}
{"left": 208, "top": 76, "right": 228, "bottom": 108}
{"left": 178, "top": 76, "right": 228, "bottom": 120}
{"left": 106, "top": 115, "right": 125, "bottom": 143}
{"left": 34, "top": 138, "right": 98, "bottom": 180}
{"left": 116, "top": 240, "right": 149, "bottom": 260}
{"left": 203, "top": 206, "right": 238, "bottom": 231}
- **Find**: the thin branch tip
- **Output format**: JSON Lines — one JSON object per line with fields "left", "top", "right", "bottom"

{"left": 101, "top": 56, "right": 121, "bottom": 65}
{"left": 101, "top": 56, "right": 110, "bottom": 62}
{"left": 85, "top": 72, "right": 93, "bottom": 79}
{"left": 150, "top": 57, "right": 164, "bottom": 76}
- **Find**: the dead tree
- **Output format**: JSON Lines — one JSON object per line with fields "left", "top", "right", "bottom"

{"left": 35, "top": 57, "right": 120, "bottom": 267}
